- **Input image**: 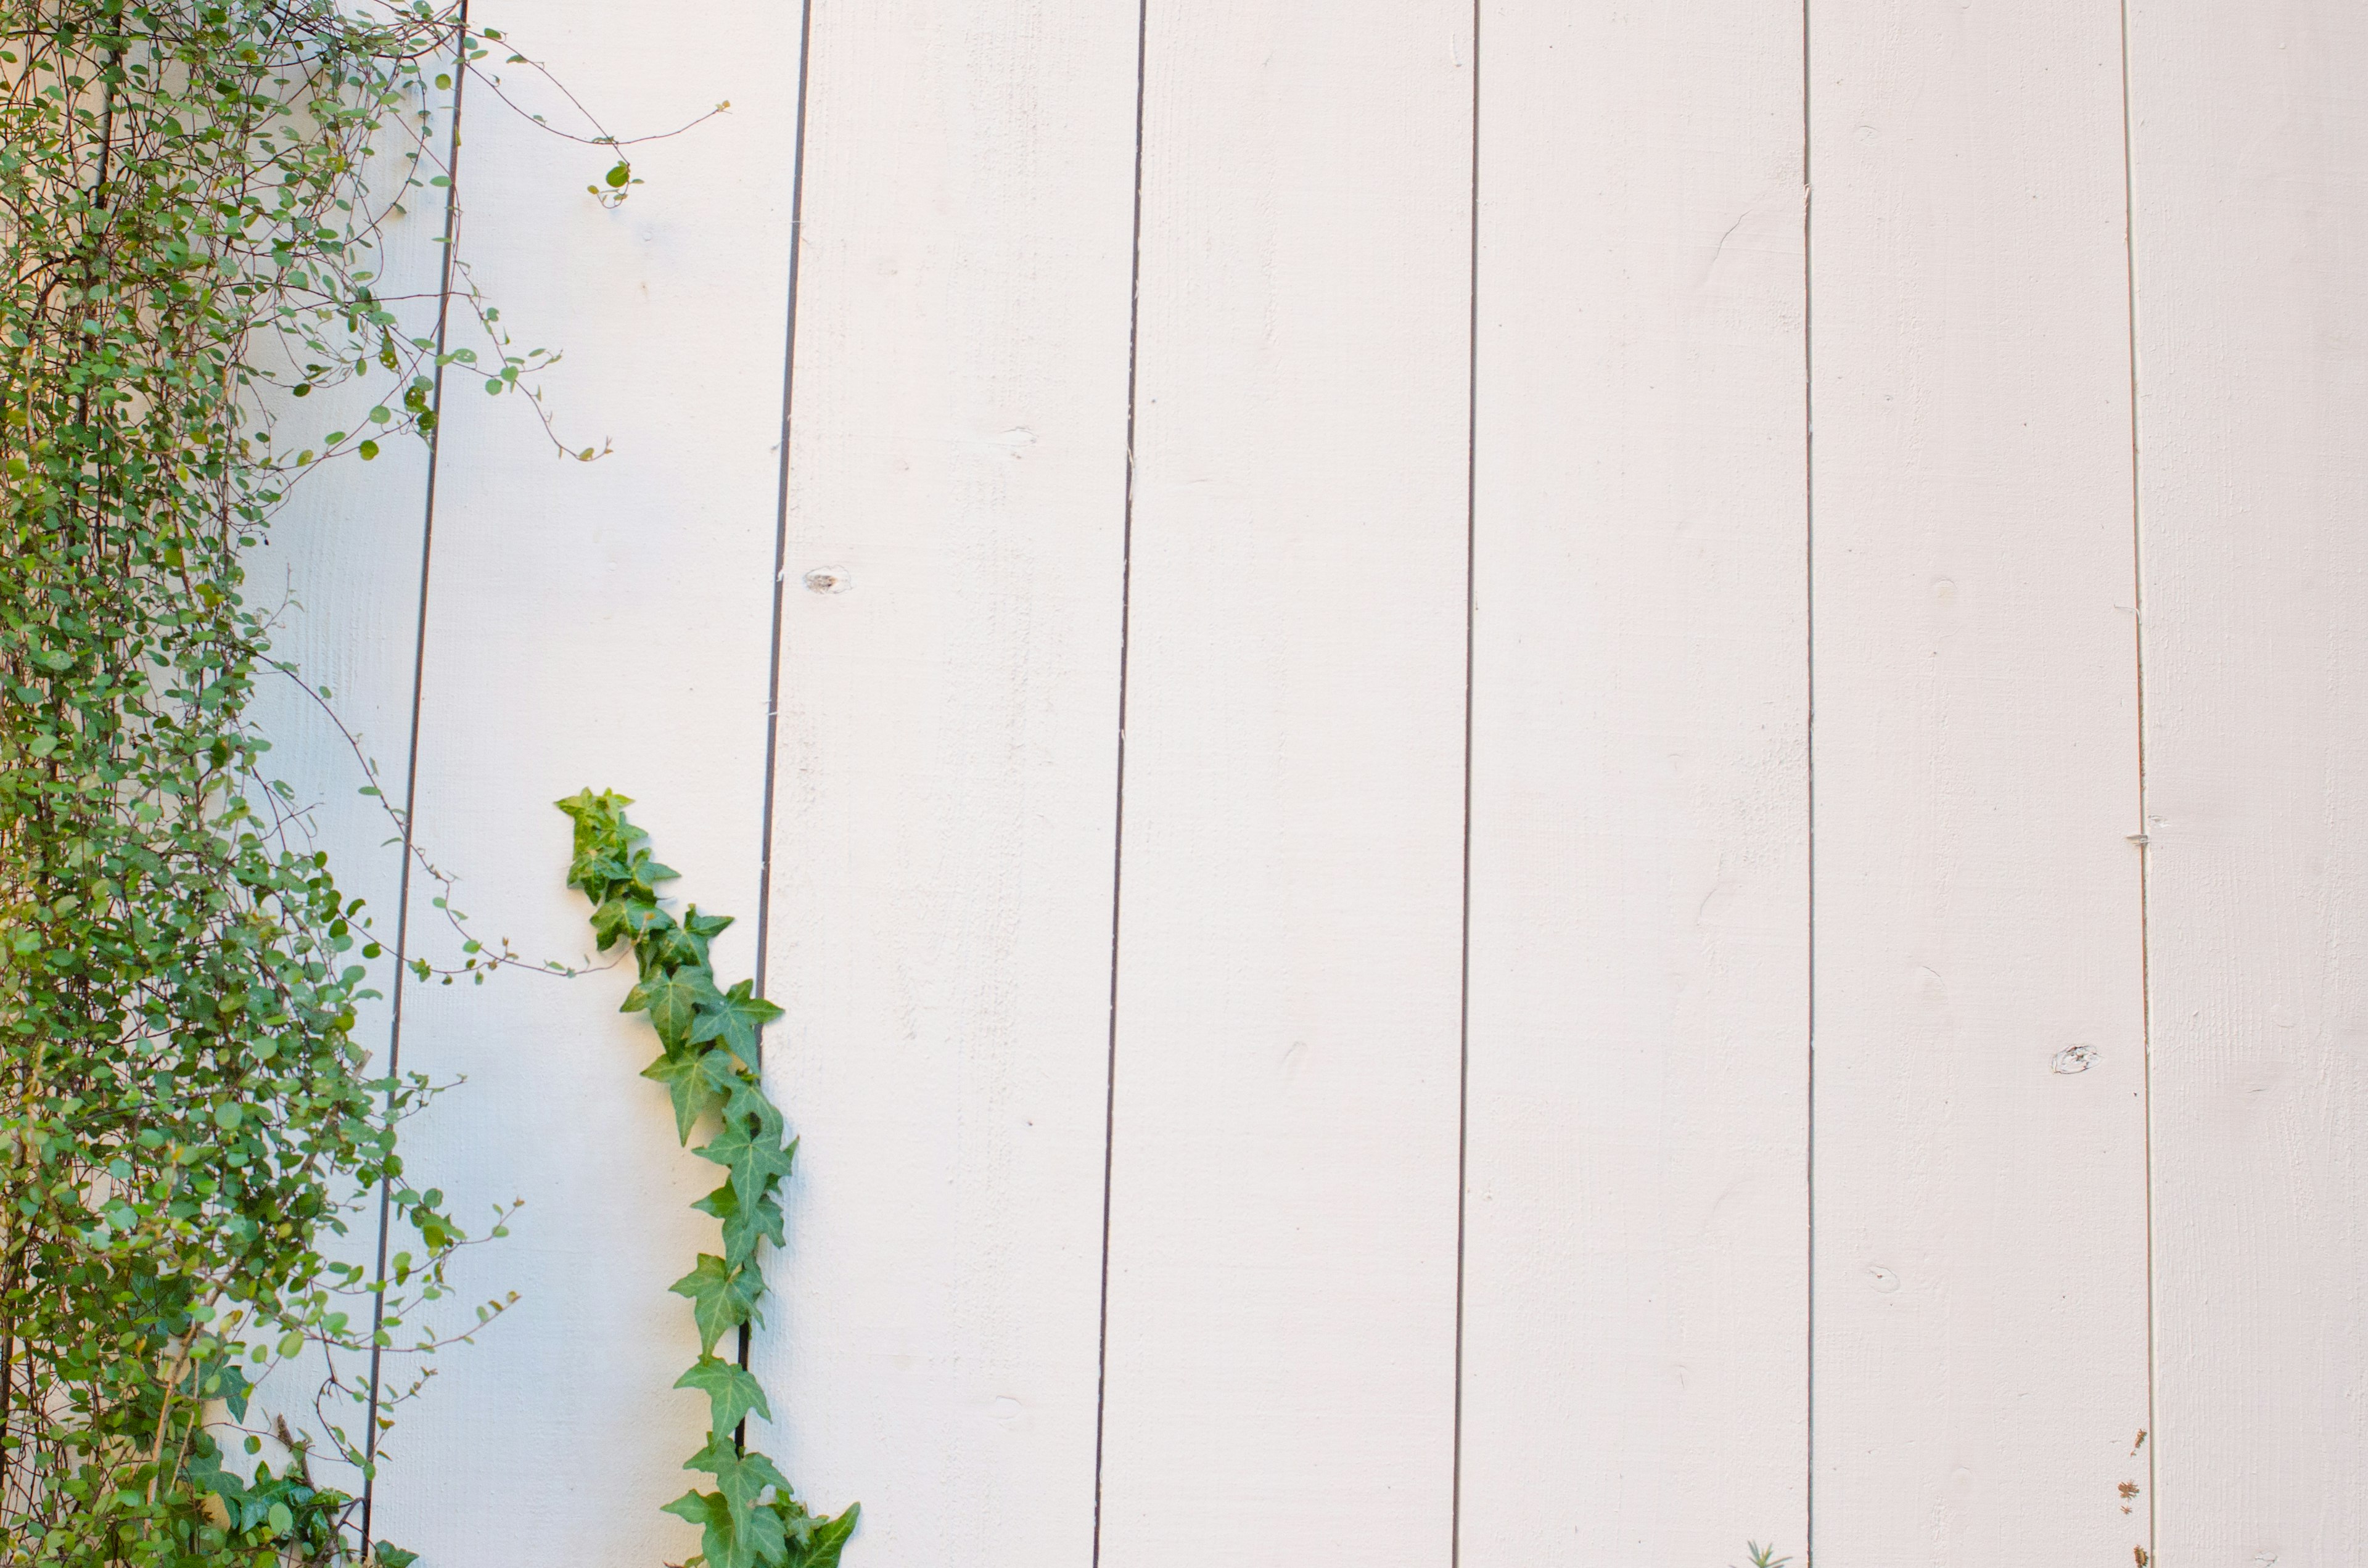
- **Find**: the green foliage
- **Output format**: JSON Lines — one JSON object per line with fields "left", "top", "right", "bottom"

{"left": 2, "top": 0, "right": 734, "bottom": 1557}
{"left": 0, "top": 1, "right": 597, "bottom": 1559}
{"left": 557, "top": 791, "right": 857, "bottom": 1568}
{"left": 1735, "top": 1543, "right": 1790, "bottom": 1568}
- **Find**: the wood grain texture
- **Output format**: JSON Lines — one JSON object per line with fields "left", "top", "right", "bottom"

{"left": 358, "top": 4, "right": 804, "bottom": 1559}
{"left": 1094, "top": 5, "right": 1470, "bottom": 1561}
{"left": 747, "top": 1, "right": 1138, "bottom": 1561}
{"left": 1458, "top": 3, "right": 1809, "bottom": 1562}
{"left": 1807, "top": 1, "right": 2152, "bottom": 1561}
{"left": 2130, "top": 1, "right": 2368, "bottom": 1558}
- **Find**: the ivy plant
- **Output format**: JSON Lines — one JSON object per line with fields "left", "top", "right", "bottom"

{"left": 557, "top": 790, "right": 857, "bottom": 1568}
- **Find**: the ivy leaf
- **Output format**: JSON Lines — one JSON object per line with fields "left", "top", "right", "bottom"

{"left": 720, "top": 1068, "right": 778, "bottom": 1133}
{"left": 670, "top": 1254, "right": 761, "bottom": 1356}
{"left": 661, "top": 1491, "right": 734, "bottom": 1564}
{"left": 696, "top": 1115, "right": 799, "bottom": 1217}
{"left": 691, "top": 1178, "right": 785, "bottom": 1266}
{"left": 780, "top": 1502, "right": 860, "bottom": 1568}
{"left": 688, "top": 1439, "right": 796, "bottom": 1568}
{"left": 694, "top": 1178, "right": 787, "bottom": 1268}
{"left": 700, "top": 1050, "right": 778, "bottom": 1145}
{"left": 730, "top": 1191, "right": 787, "bottom": 1267}
{"left": 568, "top": 848, "right": 628, "bottom": 896}
{"left": 664, "top": 1487, "right": 785, "bottom": 1568}
{"left": 623, "top": 901, "right": 678, "bottom": 943}
{"left": 676, "top": 1354, "right": 772, "bottom": 1440}
{"left": 643, "top": 1053, "right": 723, "bottom": 1144}
{"left": 660, "top": 1489, "right": 718, "bottom": 1530}
{"left": 641, "top": 912, "right": 715, "bottom": 976}
{"left": 689, "top": 977, "right": 783, "bottom": 1059}
{"left": 556, "top": 787, "right": 637, "bottom": 845}
{"left": 626, "top": 850, "right": 680, "bottom": 898}
{"left": 624, "top": 966, "right": 719, "bottom": 1051}
{"left": 588, "top": 894, "right": 652, "bottom": 952}
{"left": 688, "top": 1434, "right": 791, "bottom": 1508}
{"left": 207, "top": 1360, "right": 255, "bottom": 1422}
{"left": 691, "top": 1180, "right": 736, "bottom": 1225}
{"left": 742, "top": 1503, "right": 791, "bottom": 1568}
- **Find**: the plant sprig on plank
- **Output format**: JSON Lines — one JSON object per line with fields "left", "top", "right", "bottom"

{"left": 557, "top": 790, "right": 857, "bottom": 1568}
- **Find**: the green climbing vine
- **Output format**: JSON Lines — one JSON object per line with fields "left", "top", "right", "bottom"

{"left": 0, "top": 1, "right": 709, "bottom": 1562}
{"left": 0, "top": 2, "right": 512, "bottom": 1561}
{"left": 556, "top": 790, "right": 857, "bottom": 1568}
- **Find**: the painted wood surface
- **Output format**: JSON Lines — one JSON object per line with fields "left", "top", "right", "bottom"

{"left": 748, "top": 1, "right": 1139, "bottom": 1561}
{"left": 2129, "top": 2, "right": 2368, "bottom": 1561}
{"left": 1458, "top": 4, "right": 1808, "bottom": 1562}
{"left": 355, "top": 4, "right": 805, "bottom": 1559}
{"left": 1807, "top": 1, "right": 2153, "bottom": 1562}
{"left": 239, "top": 2, "right": 2368, "bottom": 1563}
{"left": 1094, "top": 4, "right": 1471, "bottom": 1561}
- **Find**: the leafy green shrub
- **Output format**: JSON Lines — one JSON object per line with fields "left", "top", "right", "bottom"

{"left": 0, "top": 2, "right": 533, "bottom": 1560}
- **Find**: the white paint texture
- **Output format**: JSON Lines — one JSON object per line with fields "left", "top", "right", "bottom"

{"left": 245, "top": 2, "right": 2368, "bottom": 1563}
{"left": 2131, "top": 2, "right": 2368, "bottom": 1561}
{"left": 1098, "top": 5, "right": 1469, "bottom": 1564}
{"left": 1809, "top": 2, "right": 2152, "bottom": 1562}
{"left": 1460, "top": 4, "right": 1807, "bottom": 1562}
{"left": 753, "top": 1, "right": 1137, "bottom": 1559}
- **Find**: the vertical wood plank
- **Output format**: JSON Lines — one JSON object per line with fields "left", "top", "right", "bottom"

{"left": 247, "top": 162, "right": 440, "bottom": 1027}
{"left": 1808, "top": 2, "right": 2152, "bottom": 1561}
{"left": 1095, "top": 5, "right": 1470, "bottom": 1561}
{"left": 240, "top": 86, "right": 451, "bottom": 1509}
{"left": 363, "top": 5, "right": 803, "bottom": 1559}
{"left": 2130, "top": 2, "right": 2368, "bottom": 1559}
{"left": 1459, "top": 3, "right": 1808, "bottom": 1561}
{"left": 749, "top": 2, "right": 1138, "bottom": 1561}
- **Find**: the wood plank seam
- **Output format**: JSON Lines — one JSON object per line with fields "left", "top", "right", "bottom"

{"left": 749, "top": 0, "right": 820, "bottom": 1399}
{"left": 1090, "top": 0, "right": 1154, "bottom": 1563}
{"left": 358, "top": 12, "right": 471, "bottom": 1540}
{"left": 1451, "top": 0, "right": 1480, "bottom": 1563}
{"left": 2113, "top": 0, "right": 2160, "bottom": 1554}
{"left": 1801, "top": 1, "right": 1818, "bottom": 1558}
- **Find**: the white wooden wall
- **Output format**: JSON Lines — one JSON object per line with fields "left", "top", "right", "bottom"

{"left": 268, "top": 2, "right": 2368, "bottom": 1563}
